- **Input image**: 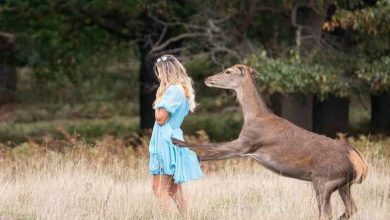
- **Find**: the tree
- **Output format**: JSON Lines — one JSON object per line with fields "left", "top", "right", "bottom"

{"left": 248, "top": 0, "right": 389, "bottom": 135}
{"left": 0, "top": 31, "right": 16, "bottom": 104}
{"left": 0, "top": 0, "right": 244, "bottom": 128}
{"left": 1, "top": 0, "right": 388, "bottom": 134}
{"left": 331, "top": 0, "right": 390, "bottom": 133}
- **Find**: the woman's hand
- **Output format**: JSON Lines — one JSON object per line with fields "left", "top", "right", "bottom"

{"left": 155, "top": 108, "right": 170, "bottom": 125}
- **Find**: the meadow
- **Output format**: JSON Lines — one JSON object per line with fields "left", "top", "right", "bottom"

{"left": 2, "top": 1, "right": 389, "bottom": 219}
{"left": 0, "top": 134, "right": 389, "bottom": 220}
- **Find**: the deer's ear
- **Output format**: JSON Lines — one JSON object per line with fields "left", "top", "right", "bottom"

{"left": 237, "top": 66, "right": 245, "bottom": 76}
{"left": 250, "top": 68, "right": 259, "bottom": 79}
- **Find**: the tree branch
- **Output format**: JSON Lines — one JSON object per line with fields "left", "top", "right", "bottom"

{"left": 151, "top": 32, "right": 207, "bottom": 52}
{"left": 154, "top": 46, "right": 190, "bottom": 57}
{"left": 148, "top": 14, "right": 206, "bottom": 31}
{"left": 79, "top": 8, "right": 134, "bottom": 40}
{"left": 215, "top": 47, "right": 241, "bottom": 61}
{"left": 238, "top": 0, "right": 258, "bottom": 40}
{"left": 0, "top": 32, "right": 15, "bottom": 52}
{"left": 155, "top": 25, "right": 167, "bottom": 48}
{"left": 0, "top": 32, "right": 15, "bottom": 43}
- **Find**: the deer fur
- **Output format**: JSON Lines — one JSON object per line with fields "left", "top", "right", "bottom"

{"left": 172, "top": 64, "right": 368, "bottom": 220}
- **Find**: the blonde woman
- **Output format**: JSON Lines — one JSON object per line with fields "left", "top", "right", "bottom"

{"left": 149, "top": 55, "right": 203, "bottom": 213}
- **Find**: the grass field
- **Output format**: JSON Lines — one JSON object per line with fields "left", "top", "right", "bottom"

{"left": 0, "top": 136, "right": 389, "bottom": 220}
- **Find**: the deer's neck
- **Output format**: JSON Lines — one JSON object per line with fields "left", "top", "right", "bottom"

{"left": 235, "top": 78, "right": 271, "bottom": 123}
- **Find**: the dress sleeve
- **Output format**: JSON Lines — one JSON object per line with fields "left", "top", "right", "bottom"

{"left": 154, "top": 85, "right": 184, "bottom": 114}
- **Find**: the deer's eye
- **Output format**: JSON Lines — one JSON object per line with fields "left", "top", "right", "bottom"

{"left": 226, "top": 70, "right": 231, "bottom": 74}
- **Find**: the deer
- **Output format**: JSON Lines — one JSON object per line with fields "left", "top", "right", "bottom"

{"left": 172, "top": 64, "right": 368, "bottom": 220}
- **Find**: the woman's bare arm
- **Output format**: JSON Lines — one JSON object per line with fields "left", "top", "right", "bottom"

{"left": 155, "top": 108, "right": 170, "bottom": 125}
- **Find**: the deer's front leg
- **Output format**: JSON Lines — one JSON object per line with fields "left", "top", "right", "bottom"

{"left": 171, "top": 138, "right": 244, "bottom": 153}
{"left": 198, "top": 150, "right": 243, "bottom": 161}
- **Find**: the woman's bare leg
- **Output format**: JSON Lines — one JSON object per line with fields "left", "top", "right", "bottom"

{"left": 152, "top": 175, "right": 174, "bottom": 212}
{"left": 169, "top": 183, "right": 188, "bottom": 215}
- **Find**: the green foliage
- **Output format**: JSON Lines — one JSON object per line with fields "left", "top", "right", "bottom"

{"left": 247, "top": 51, "right": 348, "bottom": 96}
{"left": 357, "top": 56, "right": 390, "bottom": 92}
{"left": 248, "top": 49, "right": 389, "bottom": 97}
{"left": 247, "top": 0, "right": 390, "bottom": 97}
{"left": 334, "top": 0, "right": 390, "bottom": 35}
{"left": 1, "top": 0, "right": 141, "bottom": 102}
{"left": 183, "top": 113, "right": 243, "bottom": 141}
{"left": 184, "top": 55, "right": 216, "bottom": 80}
{"left": 1, "top": 0, "right": 388, "bottom": 149}
{"left": 0, "top": 0, "right": 223, "bottom": 103}
{"left": 332, "top": 0, "right": 390, "bottom": 58}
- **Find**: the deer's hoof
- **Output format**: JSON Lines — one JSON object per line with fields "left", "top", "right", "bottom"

{"left": 171, "top": 138, "right": 185, "bottom": 146}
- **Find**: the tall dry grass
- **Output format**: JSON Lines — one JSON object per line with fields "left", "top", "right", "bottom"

{"left": 0, "top": 134, "right": 389, "bottom": 220}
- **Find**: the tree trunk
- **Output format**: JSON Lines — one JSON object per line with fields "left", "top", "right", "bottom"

{"left": 294, "top": 5, "right": 325, "bottom": 54}
{"left": 270, "top": 93, "right": 313, "bottom": 130}
{"left": 371, "top": 92, "right": 390, "bottom": 134}
{"left": 137, "top": 7, "right": 185, "bottom": 129}
{"left": 137, "top": 10, "right": 159, "bottom": 129}
{"left": 0, "top": 66, "right": 16, "bottom": 104}
{"left": 313, "top": 95, "right": 350, "bottom": 137}
{"left": 138, "top": 48, "right": 159, "bottom": 129}
{"left": 0, "top": 32, "right": 16, "bottom": 105}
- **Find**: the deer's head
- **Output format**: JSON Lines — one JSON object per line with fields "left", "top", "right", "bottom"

{"left": 205, "top": 64, "right": 257, "bottom": 90}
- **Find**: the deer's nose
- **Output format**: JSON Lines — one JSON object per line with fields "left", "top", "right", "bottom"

{"left": 205, "top": 77, "right": 213, "bottom": 84}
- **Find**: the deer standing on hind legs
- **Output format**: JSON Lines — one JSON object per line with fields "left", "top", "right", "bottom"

{"left": 172, "top": 64, "right": 368, "bottom": 220}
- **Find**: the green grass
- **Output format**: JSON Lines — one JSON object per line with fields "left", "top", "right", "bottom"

{"left": 0, "top": 101, "right": 139, "bottom": 144}
{"left": 2, "top": 101, "right": 138, "bottom": 124}
{"left": 0, "top": 117, "right": 139, "bottom": 144}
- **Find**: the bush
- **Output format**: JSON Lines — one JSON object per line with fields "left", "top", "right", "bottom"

{"left": 247, "top": 50, "right": 389, "bottom": 98}
{"left": 183, "top": 112, "right": 243, "bottom": 141}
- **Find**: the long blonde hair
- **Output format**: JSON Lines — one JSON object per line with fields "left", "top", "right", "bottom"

{"left": 153, "top": 54, "right": 197, "bottom": 112}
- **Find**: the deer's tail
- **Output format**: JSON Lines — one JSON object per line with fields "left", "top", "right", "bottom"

{"left": 348, "top": 145, "right": 368, "bottom": 184}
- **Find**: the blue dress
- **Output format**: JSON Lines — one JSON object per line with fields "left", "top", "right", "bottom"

{"left": 149, "top": 85, "right": 203, "bottom": 184}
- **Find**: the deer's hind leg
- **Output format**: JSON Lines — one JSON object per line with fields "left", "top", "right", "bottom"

{"left": 338, "top": 183, "right": 357, "bottom": 220}
{"left": 313, "top": 178, "right": 346, "bottom": 220}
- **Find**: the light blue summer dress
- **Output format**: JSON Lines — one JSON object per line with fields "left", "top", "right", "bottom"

{"left": 149, "top": 84, "right": 203, "bottom": 184}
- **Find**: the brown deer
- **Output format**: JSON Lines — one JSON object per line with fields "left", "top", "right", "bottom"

{"left": 172, "top": 64, "right": 368, "bottom": 220}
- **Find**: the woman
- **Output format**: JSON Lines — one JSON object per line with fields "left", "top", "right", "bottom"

{"left": 149, "top": 54, "right": 203, "bottom": 214}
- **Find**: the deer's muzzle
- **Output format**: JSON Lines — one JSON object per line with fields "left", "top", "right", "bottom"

{"left": 204, "top": 77, "right": 215, "bottom": 87}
